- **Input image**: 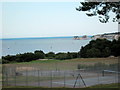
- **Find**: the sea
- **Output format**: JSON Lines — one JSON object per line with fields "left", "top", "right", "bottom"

{"left": 0, "top": 36, "right": 91, "bottom": 57}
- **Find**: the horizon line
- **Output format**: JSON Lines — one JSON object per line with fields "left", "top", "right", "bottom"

{"left": 1, "top": 35, "right": 92, "bottom": 40}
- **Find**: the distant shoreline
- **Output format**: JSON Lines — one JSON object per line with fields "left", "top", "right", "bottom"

{"left": 1, "top": 36, "right": 92, "bottom": 40}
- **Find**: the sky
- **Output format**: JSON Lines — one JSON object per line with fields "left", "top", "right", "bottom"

{"left": 0, "top": 1, "right": 118, "bottom": 38}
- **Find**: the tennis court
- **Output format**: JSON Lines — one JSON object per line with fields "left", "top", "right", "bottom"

{"left": 2, "top": 68, "right": 119, "bottom": 88}
{"left": 52, "top": 75, "right": 118, "bottom": 88}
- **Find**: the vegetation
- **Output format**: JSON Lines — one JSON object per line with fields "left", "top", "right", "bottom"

{"left": 76, "top": 2, "right": 120, "bottom": 23}
{"left": 3, "top": 83, "right": 120, "bottom": 88}
{"left": 2, "top": 50, "right": 46, "bottom": 64}
{"left": 45, "top": 52, "right": 55, "bottom": 59}
{"left": 55, "top": 52, "right": 78, "bottom": 60}
{"left": 0, "top": 58, "right": 2, "bottom": 64}
{"left": 3, "top": 86, "right": 67, "bottom": 88}
{"left": 2, "top": 51, "right": 78, "bottom": 64}
{"left": 2, "top": 86, "right": 45, "bottom": 88}
{"left": 79, "top": 38, "right": 120, "bottom": 58}
{"left": 87, "top": 83, "right": 120, "bottom": 88}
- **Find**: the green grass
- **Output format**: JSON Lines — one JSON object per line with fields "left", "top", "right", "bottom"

{"left": 3, "top": 83, "right": 120, "bottom": 88}
{"left": 3, "top": 57, "right": 118, "bottom": 71}
{"left": 8, "top": 59, "right": 62, "bottom": 64}
{"left": 7, "top": 57, "right": 118, "bottom": 65}
{"left": 87, "top": 83, "right": 120, "bottom": 88}
{"left": 0, "top": 59, "right": 2, "bottom": 63}
{"left": 3, "top": 86, "right": 45, "bottom": 88}
{"left": 3, "top": 86, "right": 67, "bottom": 88}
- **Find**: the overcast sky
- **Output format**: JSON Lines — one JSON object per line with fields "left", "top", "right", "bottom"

{"left": 1, "top": 1, "right": 118, "bottom": 38}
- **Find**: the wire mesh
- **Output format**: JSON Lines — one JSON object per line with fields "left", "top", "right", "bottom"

{"left": 2, "top": 59, "right": 119, "bottom": 88}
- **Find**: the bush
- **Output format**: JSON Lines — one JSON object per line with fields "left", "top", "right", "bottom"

{"left": 34, "top": 50, "right": 45, "bottom": 59}
{"left": 45, "top": 52, "right": 55, "bottom": 59}
{"left": 2, "top": 59, "right": 10, "bottom": 64}
{"left": 55, "top": 53, "right": 68, "bottom": 60}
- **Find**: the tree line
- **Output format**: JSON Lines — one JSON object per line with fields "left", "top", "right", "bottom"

{"left": 2, "top": 37, "right": 120, "bottom": 64}
{"left": 2, "top": 51, "right": 78, "bottom": 64}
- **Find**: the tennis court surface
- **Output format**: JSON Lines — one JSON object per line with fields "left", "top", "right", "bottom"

{"left": 52, "top": 75, "right": 118, "bottom": 88}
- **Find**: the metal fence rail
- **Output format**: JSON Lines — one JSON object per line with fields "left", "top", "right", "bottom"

{"left": 2, "top": 62, "right": 119, "bottom": 88}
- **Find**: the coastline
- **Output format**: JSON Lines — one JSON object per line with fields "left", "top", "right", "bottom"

{"left": 0, "top": 36, "right": 92, "bottom": 40}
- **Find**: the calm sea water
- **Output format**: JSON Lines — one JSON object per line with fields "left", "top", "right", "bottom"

{"left": 1, "top": 37, "right": 91, "bottom": 57}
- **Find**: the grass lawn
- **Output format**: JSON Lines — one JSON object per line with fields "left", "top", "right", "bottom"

{"left": 7, "top": 57, "right": 118, "bottom": 65}
{"left": 87, "top": 83, "right": 120, "bottom": 88}
{"left": 3, "top": 83, "right": 120, "bottom": 88}
{"left": 3, "top": 57, "right": 118, "bottom": 71}
{"left": 2, "top": 86, "right": 45, "bottom": 88}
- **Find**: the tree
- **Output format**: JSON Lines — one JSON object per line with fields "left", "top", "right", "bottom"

{"left": 70, "top": 52, "right": 78, "bottom": 58}
{"left": 34, "top": 50, "right": 45, "bottom": 54}
{"left": 86, "top": 48, "right": 101, "bottom": 57}
{"left": 66, "top": 52, "right": 73, "bottom": 59}
{"left": 111, "top": 37, "right": 120, "bottom": 56}
{"left": 20, "top": 52, "right": 35, "bottom": 62}
{"left": 79, "top": 39, "right": 112, "bottom": 58}
{"left": 55, "top": 53, "right": 68, "bottom": 60}
{"left": 76, "top": 1, "right": 120, "bottom": 23}
{"left": 79, "top": 46, "right": 87, "bottom": 58}
{"left": 46, "top": 52, "right": 55, "bottom": 59}
{"left": 102, "top": 47, "right": 111, "bottom": 57}
{"left": 34, "top": 50, "right": 45, "bottom": 59}
{"left": 2, "top": 55, "right": 16, "bottom": 62}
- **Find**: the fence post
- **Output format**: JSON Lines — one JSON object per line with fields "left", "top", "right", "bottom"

{"left": 51, "top": 71, "right": 52, "bottom": 88}
{"left": 3, "top": 67, "right": 7, "bottom": 86}
{"left": 26, "top": 69, "right": 28, "bottom": 86}
{"left": 14, "top": 68, "right": 16, "bottom": 86}
{"left": 2, "top": 66, "right": 5, "bottom": 87}
{"left": 97, "top": 71, "right": 100, "bottom": 86}
{"left": 38, "top": 70, "right": 40, "bottom": 86}
{"left": 41, "top": 71, "right": 43, "bottom": 86}
{"left": 6, "top": 70, "right": 8, "bottom": 86}
{"left": 64, "top": 71, "right": 66, "bottom": 87}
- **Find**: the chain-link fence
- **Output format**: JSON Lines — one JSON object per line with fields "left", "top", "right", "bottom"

{"left": 2, "top": 60, "right": 119, "bottom": 88}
